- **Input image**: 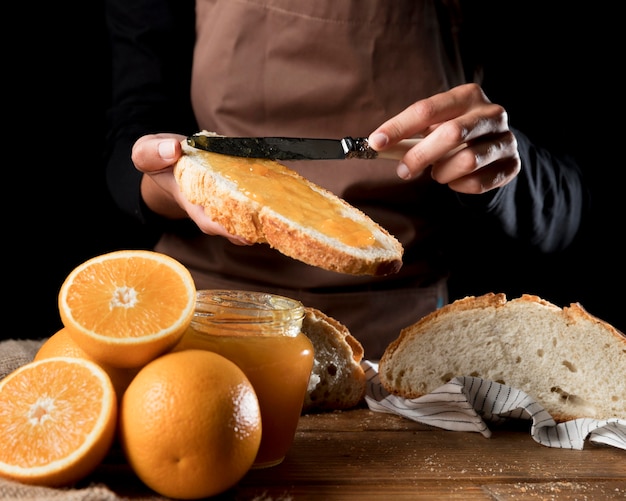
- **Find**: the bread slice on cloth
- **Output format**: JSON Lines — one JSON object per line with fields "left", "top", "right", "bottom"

{"left": 301, "top": 307, "right": 367, "bottom": 412}
{"left": 174, "top": 131, "right": 403, "bottom": 276}
{"left": 378, "top": 293, "right": 626, "bottom": 422}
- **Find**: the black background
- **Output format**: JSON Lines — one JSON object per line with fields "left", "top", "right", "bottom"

{"left": 6, "top": 4, "right": 622, "bottom": 341}
{"left": 447, "top": 5, "right": 624, "bottom": 330}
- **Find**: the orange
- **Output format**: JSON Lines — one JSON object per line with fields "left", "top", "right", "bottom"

{"left": 58, "top": 250, "right": 196, "bottom": 368}
{"left": 119, "top": 349, "right": 262, "bottom": 499}
{"left": 34, "top": 328, "right": 140, "bottom": 400}
{"left": 0, "top": 357, "right": 117, "bottom": 486}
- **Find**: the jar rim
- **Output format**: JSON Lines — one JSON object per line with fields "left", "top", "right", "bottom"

{"left": 193, "top": 289, "right": 305, "bottom": 326}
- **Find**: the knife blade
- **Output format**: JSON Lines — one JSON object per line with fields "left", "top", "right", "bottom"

{"left": 186, "top": 134, "right": 421, "bottom": 161}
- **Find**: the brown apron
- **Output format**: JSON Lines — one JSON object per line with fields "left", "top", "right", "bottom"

{"left": 156, "top": 0, "right": 470, "bottom": 358}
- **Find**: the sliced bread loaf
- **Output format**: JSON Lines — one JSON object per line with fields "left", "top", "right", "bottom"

{"left": 174, "top": 132, "right": 403, "bottom": 276}
{"left": 301, "top": 307, "right": 367, "bottom": 412}
{"left": 379, "top": 293, "right": 626, "bottom": 422}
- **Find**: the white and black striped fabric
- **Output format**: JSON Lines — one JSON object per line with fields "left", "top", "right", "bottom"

{"left": 363, "top": 361, "right": 626, "bottom": 451}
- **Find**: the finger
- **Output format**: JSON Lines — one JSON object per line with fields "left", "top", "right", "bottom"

{"left": 430, "top": 131, "right": 519, "bottom": 186}
{"left": 369, "top": 83, "right": 488, "bottom": 148}
{"left": 186, "top": 204, "right": 253, "bottom": 246}
{"left": 446, "top": 157, "right": 522, "bottom": 194}
{"left": 132, "top": 134, "right": 184, "bottom": 172}
{"left": 157, "top": 139, "right": 179, "bottom": 163}
{"left": 393, "top": 102, "right": 511, "bottom": 180}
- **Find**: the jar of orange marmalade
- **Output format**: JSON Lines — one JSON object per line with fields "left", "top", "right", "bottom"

{"left": 173, "top": 290, "right": 314, "bottom": 468}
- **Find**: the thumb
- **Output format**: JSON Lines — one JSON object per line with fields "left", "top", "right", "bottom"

{"left": 132, "top": 135, "right": 183, "bottom": 172}
{"left": 157, "top": 139, "right": 179, "bottom": 163}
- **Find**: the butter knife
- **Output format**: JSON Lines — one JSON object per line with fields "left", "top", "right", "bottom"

{"left": 187, "top": 134, "right": 421, "bottom": 161}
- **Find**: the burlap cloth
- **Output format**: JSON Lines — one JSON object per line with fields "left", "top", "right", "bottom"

{"left": 0, "top": 339, "right": 167, "bottom": 501}
{"left": 0, "top": 339, "right": 43, "bottom": 380}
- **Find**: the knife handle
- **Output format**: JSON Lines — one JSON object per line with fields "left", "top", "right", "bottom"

{"left": 375, "top": 138, "right": 423, "bottom": 160}
{"left": 376, "top": 138, "right": 466, "bottom": 160}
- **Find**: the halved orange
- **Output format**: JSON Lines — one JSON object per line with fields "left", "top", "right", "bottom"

{"left": 35, "top": 328, "right": 140, "bottom": 400}
{"left": 58, "top": 250, "right": 196, "bottom": 368}
{"left": 0, "top": 357, "right": 117, "bottom": 486}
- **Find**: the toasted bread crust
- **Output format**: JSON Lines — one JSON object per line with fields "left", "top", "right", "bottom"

{"left": 301, "top": 307, "right": 367, "bottom": 412}
{"left": 379, "top": 293, "right": 626, "bottom": 422}
{"left": 174, "top": 136, "right": 403, "bottom": 276}
{"left": 175, "top": 152, "right": 266, "bottom": 242}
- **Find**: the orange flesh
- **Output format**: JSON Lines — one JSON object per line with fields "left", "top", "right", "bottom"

{"left": 0, "top": 359, "right": 109, "bottom": 467}
{"left": 204, "top": 153, "right": 381, "bottom": 248}
{"left": 65, "top": 256, "right": 191, "bottom": 339}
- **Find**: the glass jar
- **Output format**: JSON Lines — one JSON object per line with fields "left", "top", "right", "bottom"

{"left": 172, "top": 290, "right": 314, "bottom": 468}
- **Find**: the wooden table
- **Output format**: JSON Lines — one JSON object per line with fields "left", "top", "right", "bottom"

{"left": 233, "top": 408, "right": 626, "bottom": 500}
{"left": 90, "top": 407, "right": 625, "bottom": 500}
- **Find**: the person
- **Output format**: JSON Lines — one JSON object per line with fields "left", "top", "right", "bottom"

{"left": 105, "top": 1, "right": 585, "bottom": 359}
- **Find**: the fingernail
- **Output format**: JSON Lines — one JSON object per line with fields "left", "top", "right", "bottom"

{"left": 397, "top": 163, "right": 411, "bottom": 180}
{"left": 158, "top": 140, "right": 176, "bottom": 161}
{"left": 368, "top": 132, "right": 388, "bottom": 150}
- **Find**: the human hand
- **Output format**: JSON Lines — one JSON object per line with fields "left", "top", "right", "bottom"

{"left": 368, "top": 83, "right": 521, "bottom": 194}
{"left": 131, "top": 134, "right": 251, "bottom": 245}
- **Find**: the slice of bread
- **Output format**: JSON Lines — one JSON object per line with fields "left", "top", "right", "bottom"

{"left": 378, "top": 293, "right": 626, "bottom": 422}
{"left": 301, "top": 307, "right": 367, "bottom": 413}
{"left": 174, "top": 131, "right": 403, "bottom": 276}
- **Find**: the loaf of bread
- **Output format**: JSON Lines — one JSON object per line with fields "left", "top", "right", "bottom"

{"left": 379, "top": 293, "right": 626, "bottom": 422}
{"left": 301, "top": 307, "right": 367, "bottom": 413}
{"left": 174, "top": 131, "right": 403, "bottom": 276}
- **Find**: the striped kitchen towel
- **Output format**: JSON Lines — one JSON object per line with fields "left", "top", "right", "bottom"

{"left": 363, "top": 360, "right": 626, "bottom": 450}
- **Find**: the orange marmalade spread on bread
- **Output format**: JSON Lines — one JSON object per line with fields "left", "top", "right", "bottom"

{"left": 204, "top": 152, "right": 382, "bottom": 248}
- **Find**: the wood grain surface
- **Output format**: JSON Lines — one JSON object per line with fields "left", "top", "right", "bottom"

{"left": 37, "top": 407, "right": 623, "bottom": 500}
